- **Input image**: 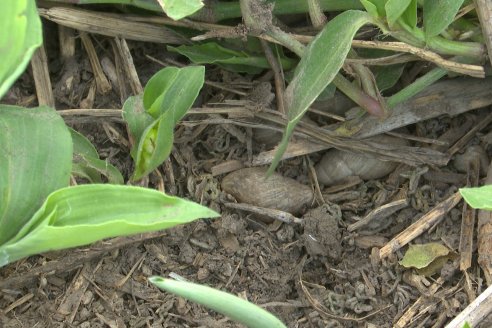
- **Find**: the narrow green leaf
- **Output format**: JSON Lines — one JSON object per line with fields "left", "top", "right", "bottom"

{"left": 385, "top": 0, "right": 412, "bottom": 27}
{"left": 360, "top": 0, "right": 379, "bottom": 18}
{"left": 400, "top": 0, "right": 417, "bottom": 29}
{"left": 157, "top": 0, "right": 204, "bottom": 20}
{"left": 123, "top": 95, "right": 153, "bottom": 145}
{"left": 144, "top": 66, "right": 205, "bottom": 120}
{"left": 132, "top": 113, "right": 174, "bottom": 181}
{"left": 460, "top": 186, "right": 492, "bottom": 210}
{"left": 0, "top": 0, "right": 42, "bottom": 99}
{"left": 150, "top": 277, "right": 286, "bottom": 328}
{"left": 168, "top": 43, "right": 296, "bottom": 73}
{"left": 70, "top": 128, "right": 99, "bottom": 158}
{"left": 424, "top": 0, "right": 465, "bottom": 38}
{"left": 268, "top": 10, "right": 374, "bottom": 174}
{"left": 0, "top": 185, "right": 219, "bottom": 267}
{"left": 0, "top": 105, "right": 72, "bottom": 245}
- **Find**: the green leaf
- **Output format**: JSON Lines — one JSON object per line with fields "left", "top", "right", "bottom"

{"left": 132, "top": 113, "right": 174, "bottom": 181}
{"left": 0, "top": 0, "right": 42, "bottom": 99}
{"left": 70, "top": 128, "right": 124, "bottom": 184}
{"left": 157, "top": 0, "right": 204, "bottom": 20}
{"left": 399, "top": 243, "right": 450, "bottom": 269}
{"left": 268, "top": 10, "right": 374, "bottom": 174}
{"left": 144, "top": 66, "right": 204, "bottom": 120}
{"left": 123, "top": 95, "right": 153, "bottom": 145}
{"left": 130, "top": 66, "right": 205, "bottom": 180}
{"left": 0, "top": 184, "right": 219, "bottom": 267}
{"left": 168, "top": 43, "right": 296, "bottom": 73}
{"left": 400, "top": 0, "right": 417, "bottom": 29}
{"left": 385, "top": 0, "right": 412, "bottom": 27}
{"left": 149, "top": 277, "right": 286, "bottom": 328}
{"left": 0, "top": 105, "right": 72, "bottom": 245}
{"left": 424, "top": 0, "right": 465, "bottom": 38}
{"left": 460, "top": 185, "right": 492, "bottom": 210}
{"left": 360, "top": 0, "right": 379, "bottom": 18}
{"left": 374, "top": 64, "right": 406, "bottom": 91}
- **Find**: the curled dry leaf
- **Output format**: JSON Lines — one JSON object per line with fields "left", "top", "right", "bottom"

{"left": 221, "top": 167, "right": 313, "bottom": 215}
{"left": 315, "top": 135, "right": 408, "bottom": 185}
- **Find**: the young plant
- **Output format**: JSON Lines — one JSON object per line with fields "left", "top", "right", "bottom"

{"left": 149, "top": 276, "right": 287, "bottom": 328}
{"left": 0, "top": 1, "right": 219, "bottom": 267}
{"left": 123, "top": 66, "right": 205, "bottom": 181}
{"left": 0, "top": 105, "right": 219, "bottom": 267}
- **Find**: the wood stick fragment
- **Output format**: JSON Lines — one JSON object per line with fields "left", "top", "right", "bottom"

{"left": 459, "top": 156, "right": 480, "bottom": 271}
{"left": 31, "top": 45, "right": 55, "bottom": 107}
{"left": 478, "top": 162, "right": 492, "bottom": 285}
{"left": 445, "top": 283, "right": 492, "bottom": 328}
{"left": 348, "top": 199, "right": 408, "bottom": 232}
{"left": 112, "top": 37, "right": 143, "bottom": 94}
{"left": 474, "top": 0, "right": 492, "bottom": 67}
{"left": 80, "top": 32, "right": 112, "bottom": 95}
{"left": 379, "top": 192, "right": 462, "bottom": 259}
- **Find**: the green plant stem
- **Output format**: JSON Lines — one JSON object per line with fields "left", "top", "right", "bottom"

{"left": 45, "top": 0, "right": 363, "bottom": 21}
{"left": 333, "top": 74, "right": 384, "bottom": 116}
{"left": 393, "top": 21, "right": 484, "bottom": 59}
{"left": 387, "top": 67, "right": 447, "bottom": 108}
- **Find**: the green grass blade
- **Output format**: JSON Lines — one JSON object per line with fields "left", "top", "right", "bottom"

{"left": 268, "top": 10, "right": 374, "bottom": 173}
{"left": 0, "top": 185, "right": 219, "bottom": 266}
{"left": 424, "top": 0, "right": 465, "bottom": 38}
{"left": 0, "top": 105, "right": 72, "bottom": 245}
{"left": 149, "top": 277, "right": 286, "bottom": 328}
{"left": 460, "top": 186, "right": 492, "bottom": 210}
{"left": 0, "top": 0, "right": 42, "bottom": 99}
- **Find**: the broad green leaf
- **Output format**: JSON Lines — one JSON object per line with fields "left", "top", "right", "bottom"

{"left": 268, "top": 10, "right": 374, "bottom": 174}
{"left": 157, "top": 0, "right": 204, "bottom": 20}
{"left": 132, "top": 113, "right": 174, "bottom": 181}
{"left": 0, "top": 184, "right": 219, "bottom": 267}
{"left": 144, "top": 66, "right": 205, "bottom": 120}
{"left": 150, "top": 277, "right": 286, "bottom": 328}
{"left": 0, "top": 0, "right": 42, "bottom": 99}
{"left": 424, "top": 0, "right": 465, "bottom": 38}
{"left": 385, "top": 0, "right": 412, "bottom": 27}
{"left": 0, "top": 105, "right": 72, "bottom": 245}
{"left": 374, "top": 64, "right": 406, "bottom": 91}
{"left": 399, "top": 243, "right": 450, "bottom": 269}
{"left": 168, "top": 43, "right": 296, "bottom": 73}
{"left": 70, "top": 128, "right": 124, "bottom": 184}
{"left": 460, "top": 185, "right": 492, "bottom": 210}
{"left": 122, "top": 95, "right": 153, "bottom": 145}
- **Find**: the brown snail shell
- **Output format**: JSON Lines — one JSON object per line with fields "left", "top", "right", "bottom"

{"left": 315, "top": 135, "right": 409, "bottom": 186}
{"left": 221, "top": 167, "right": 313, "bottom": 215}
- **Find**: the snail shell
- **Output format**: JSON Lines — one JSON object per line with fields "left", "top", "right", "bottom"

{"left": 221, "top": 167, "right": 313, "bottom": 215}
{"left": 315, "top": 135, "right": 408, "bottom": 186}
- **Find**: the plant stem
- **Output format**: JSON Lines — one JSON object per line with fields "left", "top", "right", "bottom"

{"left": 333, "top": 74, "right": 384, "bottom": 117}
{"left": 393, "top": 21, "right": 484, "bottom": 59}
{"left": 45, "top": 0, "right": 363, "bottom": 21}
{"left": 387, "top": 67, "right": 447, "bottom": 108}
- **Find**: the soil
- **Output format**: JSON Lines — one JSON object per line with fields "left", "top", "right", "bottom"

{"left": 1, "top": 15, "right": 492, "bottom": 328}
